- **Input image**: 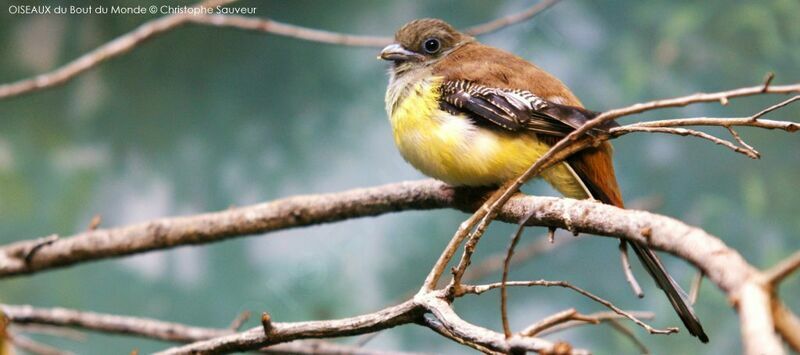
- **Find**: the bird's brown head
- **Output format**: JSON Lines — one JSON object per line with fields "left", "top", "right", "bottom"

{"left": 379, "top": 19, "right": 472, "bottom": 71}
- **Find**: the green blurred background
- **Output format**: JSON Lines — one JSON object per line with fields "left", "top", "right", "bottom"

{"left": 1, "top": 0, "right": 798, "bottom": 353}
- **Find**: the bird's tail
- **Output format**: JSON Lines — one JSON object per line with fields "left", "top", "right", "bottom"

{"left": 629, "top": 241, "right": 709, "bottom": 342}
{"left": 564, "top": 144, "right": 709, "bottom": 343}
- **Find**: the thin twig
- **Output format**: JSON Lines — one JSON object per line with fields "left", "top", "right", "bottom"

{"left": 187, "top": 14, "right": 390, "bottom": 46}
{"left": 7, "top": 332, "right": 71, "bottom": 355}
{"left": 87, "top": 215, "right": 102, "bottom": 231}
{"left": 533, "top": 312, "right": 653, "bottom": 354}
{"left": 521, "top": 309, "right": 577, "bottom": 337}
{"left": 461, "top": 280, "right": 679, "bottom": 336}
{"left": 500, "top": 212, "right": 534, "bottom": 338}
{"left": 689, "top": 271, "right": 704, "bottom": 305}
{"left": 762, "top": 72, "right": 775, "bottom": 92}
{"left": 619, "top": 241, "right": 645, "bottom": 298}
{"left": 8, "top": 324, "right": 86, "bottom": 341}
{"left": 536, "top": 311, "right": 655, "bottom": 336}
{"left": 725, "top": 126, "right": 759, "bottom": 156}
{"left": 228, "top": 311, "right": 251, "bottom": 331}
{"left": 606, "top": 320, "right": 651, "bottom": 355}
{"left": 620, "top": 96, "right": 800, "bottom": 131}
{"left": 763, "top": 250, "right": 800, "bottom": 286}
{"left": 465, "top": 232, "right": 570, "bottom": 282}
{"left": 463, "top": 0, "right": 561, "bottom": 36}
{"left": 611, "top": 126, "right": 760, "bottom": 158}
{"left": 610, "top": 95, "right": 800, "bottom": 160}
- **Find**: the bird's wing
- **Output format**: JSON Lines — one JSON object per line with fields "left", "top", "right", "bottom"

{"left": 438, "top": 80, "right": 613, "bottom": 136}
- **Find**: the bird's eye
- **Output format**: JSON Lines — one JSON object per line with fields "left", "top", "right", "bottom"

{"left": 423, "top": 38, "right": 441, "bottom": 54}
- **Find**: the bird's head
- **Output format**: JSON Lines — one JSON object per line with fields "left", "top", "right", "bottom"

{"left": 379, "top": 19, "right": 472, "bottom": 75}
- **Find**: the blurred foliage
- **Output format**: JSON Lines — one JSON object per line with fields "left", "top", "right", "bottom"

{"left": 0, "top": 0, "right": 798, "bottom": 353}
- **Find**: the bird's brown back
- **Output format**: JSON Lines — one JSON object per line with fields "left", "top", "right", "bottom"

{"left": 432, "top": 42, "right": 624, "bottom": 207}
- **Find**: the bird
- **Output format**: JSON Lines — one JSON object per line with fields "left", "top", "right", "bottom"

{"left": 379, "top": 18, "right": 708, "bottom": 343}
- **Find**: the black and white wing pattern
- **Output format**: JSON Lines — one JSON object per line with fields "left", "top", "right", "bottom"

{"left": 439, "top": 80, "right": 613, "bottom": 136}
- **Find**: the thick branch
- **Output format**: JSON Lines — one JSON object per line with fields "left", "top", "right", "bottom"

{"left": 737, "top": 283, "right": 784, "bottom": 355}
{"left": 0, "top": 180, "right": 761, "bottom": 293}
{"left": 3, "top": 182, "right": 789, "bottom": 352}
{"left": 0, "top": 180, "right": 452, "bottom": 277}
{"left": 418, "top": 294, "right": 587, "bottom": 355}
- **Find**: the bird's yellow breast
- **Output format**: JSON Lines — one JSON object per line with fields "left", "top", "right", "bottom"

{"left": 387, "top": 77, "right": 590, "bottom": 199}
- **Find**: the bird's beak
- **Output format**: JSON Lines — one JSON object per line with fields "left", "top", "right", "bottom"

{"left": 379, "top": 44, "right": 422, "bottom": 62}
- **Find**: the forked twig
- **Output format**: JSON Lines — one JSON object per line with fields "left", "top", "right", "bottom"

{"left": 763, "top": 250, "right": 800, "bottom": 286}
{"left": 499, "top": 212, "right": 535, "bottom": 338}
{"left": 519, "top": 309, "right": 599, "bottom": 337}
{"left": 619, "top": 241, "right": 645, "bottom": 298}
{"left": 462, "top": 280, "right": 679, "bottom": 336}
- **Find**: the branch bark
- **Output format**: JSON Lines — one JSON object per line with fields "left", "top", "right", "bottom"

{"left": 2, "top": 178, "right": 797, "bottom": 353}
{"left": 1, "top": 304, "right": 228, "bottom": 343}
{"left": 154, "top": 300, "right": 423, "bottom": 354}
{"left": 0, "top": 304, "right": 417, "bottom": 355}
{"left": 0, "top": 180, "right": 452, "bottom": 277}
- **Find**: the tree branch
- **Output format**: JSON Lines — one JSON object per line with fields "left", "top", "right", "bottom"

{"left": 427, "top": 83, "right": 800, "bottom": 299}
{"left": 1, "top": 304, "right": 229, "bottom": 343}
{"left": 462, "top": 0, "right": 561, "bottom": 36}
{"left": 0, "top": 0, "right": 233, "bottom": 100}
{"left": 1, "top": 304, "right": 420, "bottom": 355}
{"left": 0, "top": 1, "right": 557, "bottom": 100}
{"left": 1, "top": 74, "right": 797, "bottom": 352}
{"left": 519, "top": 309, "right": 591, "bottom": 337}
{"left": 153, "top": 300, "right": 424, "bottom": 354}
{"left": 417, "top": 293, "right": 587, "bottom": 355}
{"left": 186, "top": 14, "right": 391, "bottom": 46}
{"left": 6, "top": 332, "right": 69, "bottom": 355}
{"left": 460, "top": 280, "right": 677, "bottom": 336}
{"left": 772, "top": 300, "right": 800, "bottom": 353}
{"left": 2, "top": 177, "right": 796, "bottom": 352}
{"left": 763, "top": 250, "right": 800, "bottom": 286}
{"left": 0, "top": 180, "right": 452, "bottom": 277}
{"left": 737, "top": 283, "right": 784, "bottom": 355}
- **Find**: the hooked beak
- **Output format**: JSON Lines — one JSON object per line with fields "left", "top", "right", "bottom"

{"left": 379, "top": 44, "right": 423, "bottom": 62}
